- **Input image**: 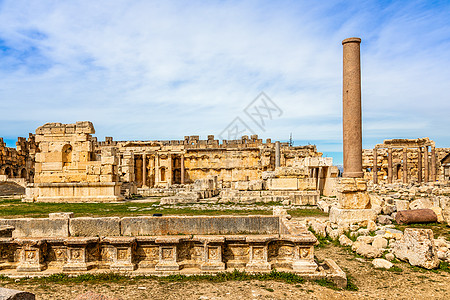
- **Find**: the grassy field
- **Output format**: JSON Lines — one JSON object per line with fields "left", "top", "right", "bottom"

{"left": 0, "top": 198, "right": 328, "bottom": 218}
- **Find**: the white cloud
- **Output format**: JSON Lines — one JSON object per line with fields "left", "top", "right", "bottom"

{"left": 0, "top": 0, "right": 449, "bottom": 162}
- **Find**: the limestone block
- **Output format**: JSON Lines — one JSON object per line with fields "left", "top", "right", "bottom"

{"left": 69, "top": 217, "right": 120, "bottom": 237}
{"left": 266, "top": 178, "right": 298, "bottom": 190}
{"left": 356, "top": 236, "right": 374, "bottom": 244}
{"left": 339, "top": 235, "right": 353, "bottom": 247}
{"left": 100, "top": 175, "right": 114, "bottom": 182}
{"left": 298, "top": 178, "right": 316, "bottom": 191}
{"left": 329, "top": 207, "right": 377, "bottom": 225}
{"left": 372, "top": 236, "right": 388, "bottom": 249}
{"left": 49, "top": 212, "right": 74, "bottom": 219}
{"left": 409, "top": 198, "right": 433, "bottom": 210}
{"left": 248, "top": 180, "right": 264, "bottom": 190}
{"left": 234, "top": 181, "right": 249, "bottom": 191}
{"left": 393, "top": 228, "right": 440, "bottom": 269}
{"left": 355, "top": 243, "right": 382, "bottom": 259}
{"left": 339, "top": 191, "right": 370, "bottom": 209}
{"left": 430, "top": 207, "right": 445, "bottom": 223}
{"left": 338, "top": 178, "right": 367, "bottom": 193}
{"left": 101, "top": 156, "right": 118, "bottom": 165}
{"left": 385, "top": 253, "right": 395, "bottom": 261}
{"left": 100, "top": 164, "right": 114, "bottom": 175}
{"left": 372, "top": 258, "right": 393, "bottom": 269}
{"left": 395, "top": 200, "right": 409, "bottom": 211}
{"left": 0, "top": 218, "right": 69, "bottom": 238}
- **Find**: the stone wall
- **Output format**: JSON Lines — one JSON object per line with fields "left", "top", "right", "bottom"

{"left": 0, "top": 135, "right": 36, "bottom": 182}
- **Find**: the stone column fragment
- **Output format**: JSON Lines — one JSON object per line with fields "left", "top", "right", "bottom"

{"left": 431, "top": 147, "right": 436, "bottom": 182}
{"left": 342, "top": 37, "right": 363, "bottom": 178}
{"left": 403, "top": 148, "right": 408, "bottom": 184}
{"left": 388, "top": 147, "right": 393, "bottom": 184}
{"left": 424, "top": 146, "right": 429, "bottom": 182}
{"left": 418, "top": 147, "right": 422, "bottom": 183}
{"left": 275, "top": 141, "right": 281, "bottom": 168}
{"left": 373, "top": 148, "right": 378, "bottom": 184}
{"left": 180, "top": 155, "right": 185, "bottom": 184}
{"left": 142, "top": 153, "right": 147, "bottom": 187}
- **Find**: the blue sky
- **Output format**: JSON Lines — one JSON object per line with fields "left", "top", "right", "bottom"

{"left": 1, "top": 1, "right": 450, "bottom": 165}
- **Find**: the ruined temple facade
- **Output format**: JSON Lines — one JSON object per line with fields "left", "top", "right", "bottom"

{"left": 362, "top": 138, "right": 450, "bottom": 184}
{"left": 94, "top": 135, "right": 333, "bottom": 190}
{"left": 0, "top": 135, "right": 36, "bottom": 184}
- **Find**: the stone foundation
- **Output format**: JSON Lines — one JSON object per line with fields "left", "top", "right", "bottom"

{"left": 0, "top": 215, "right": 347, "bottom": 287}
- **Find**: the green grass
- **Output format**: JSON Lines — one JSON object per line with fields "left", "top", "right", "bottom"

{"left": 0, "top": 198, "right": 328, "bottom": 218}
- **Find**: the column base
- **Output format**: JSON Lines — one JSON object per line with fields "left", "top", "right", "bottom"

{"left": 292, "top": 260, "right": 318, "bottom": 273}
{"left": 342, "top": 172, "right": 364, "bottom": 178}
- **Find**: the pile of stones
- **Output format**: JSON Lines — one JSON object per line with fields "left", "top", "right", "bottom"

{"left": 304, "top": 217, "right": 450, "bottom": 270}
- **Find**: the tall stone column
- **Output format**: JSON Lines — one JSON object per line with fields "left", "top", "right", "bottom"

{"left": 168, "top": 154, "right": 173, "bottom": 186}
{"left": 424, "top": 146, "right": 429, "bottom": 182}
{"left": 142, "top": 153, "right": 147, "bottom": 187}
{"left": 417, "top": 147, "right": 422, "bottom": 183}
{"left": 373, "top": 148, "right": 378, "bottom": 184}
{"left": 155, "top": 154, "right": 160, "bottom": 186}
{"left": 402, "top": 148, "right": 408, "bottom": 184}
{"left": 180, "top": 155, "right": 185, "bottom": 184}
{"left": 342, "top": 37, "right": 363, "bottom": 178}
{"left": 275, "top": 141, "right": 281, "bottom": 168}
{"left": 388, "top": 147, "right": 393, "bottom": 184}
{"left": 431, "top": 147, "right": 436, "bottom": 182}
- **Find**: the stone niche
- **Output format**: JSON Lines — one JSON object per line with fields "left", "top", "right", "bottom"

{"left": 25, "top": 122, "right": 123, "bottom": 202}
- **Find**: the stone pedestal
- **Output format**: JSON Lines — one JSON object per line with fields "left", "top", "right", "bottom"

{"left": 245, "top": 236, "right": 274, "bottom": 271}
{"left": 103, "top": 237, "right": 137, "bottom": 271}
{"left": 16, "top": 238, "right": 46, "bottom": 272}
{"left": 292, "top": 245, "right": 317, "bottom": 273}
{"left": 155, "top": 237, "right": 181, "bottom": 271}
{"left": 198, "top": 236, "right": 225, "bottom": 271}
{"left": 329, "top": 206, "right": 377, "bottom": 225}
{"left": 63, "top": 237, "right": 99, "bottom": 271}
{"left": 337, "top": 178, "right": 370, "bottom": 209}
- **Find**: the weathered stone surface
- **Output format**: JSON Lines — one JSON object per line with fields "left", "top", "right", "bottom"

{"left": 385, "top": 252, "right": 395, "bottom": 261}
{"left": 430, "top": 206, "right": 444, "bottom": 223}
{"left": 372, "top": 236, "right": 388, "bottom": 249}
{"left": 356, "top": 236, "right": 374, "bottom": 244}
{"left": 0, "top": 218, "right": 68, "bottom": 237}
{"left": 367, "top": 220, "right": 377, "bottom": 232}
{"left": 339, "top": 235, "right": 353, "bottom": 247}
{"left": 49, "top": 212, "right": 74, "bottom": 219}
{"left": 409, "top": 198, "right": 433, "bottom": 210}
{"left": 393, "top": 228, "right": 440, "bottom": 269}
{"left": 355, "top": 243, "right": 383, "bottom": 259}
{"left": 372, "top": 258, "right": 393, "bottom": 269}
{"left": 329, "top": 207, "right": 377, "bottom": 225}
{"left": 69, "top": 217, "right": 120, "bottom": 237}
{"left": 377, "top": 215, "right": 393, "bottom": 225}
{"left": 121, "top": 215, "right": 279, "bottom": 236}
{"left": 309, "top": 220, "right": 326, "bottom": 237}
{"left": 395, "top": 200, "right": 409, "bottom": 211}
{"left": 0, "top": 287, "right": 35, "bottom": 300}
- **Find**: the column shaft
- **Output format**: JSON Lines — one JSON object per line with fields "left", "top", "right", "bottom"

{"left": 424, "top": 146, "right": 429, "bottom": 182}
{"left": 431, "top": 147, "right": 436, "bottom": 182}
{"left": 417, "top": 147, "right": 422, "bottom": 183}
{"left": 373, "top": 148, "right": 378, "bottom": 184}
{"left": 275, "top": 141, "right": 281, "bottom": 168}
{"left": 181, "top": 155, "right": 185, "bottom": 184}
{"left": 403, "top": 148, "right": 408, "bottom": 184}
{"left": 342, "top": 37, "right": 363, "bottom": 178}
{"left": 155, "top": 154, "right": 160, "bottom": 186}
{"left": 142, "top": 154, "right": 147, "bottom": 187}
{"left": 388, "top": 148, "right": 393, "bottom": 184}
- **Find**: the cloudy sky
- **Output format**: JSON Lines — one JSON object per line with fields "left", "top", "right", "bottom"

{"left": 1, "top": 0, "right": 449, "bottom": 164}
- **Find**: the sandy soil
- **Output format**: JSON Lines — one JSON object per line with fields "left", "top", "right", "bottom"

{"left": 1, "top": 243, "right": 448, "bottom": 300}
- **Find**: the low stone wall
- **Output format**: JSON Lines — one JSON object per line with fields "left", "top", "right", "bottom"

{"left": 0, "top": 215, "right": 280, "bottom": 238}
{"left": 0, "top": 215, "right": 347, "bottom": 287}
{"left": 220, "top": 190, "right": 319, "bottom": 205}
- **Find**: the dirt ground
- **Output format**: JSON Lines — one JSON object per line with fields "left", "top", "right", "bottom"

{"left": 1, "top": 243, "right": 448, "bottom": 300}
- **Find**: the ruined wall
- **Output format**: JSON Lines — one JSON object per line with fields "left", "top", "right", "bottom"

{"left": 95, "top": 135, "right": 327, "bottom": 189}
{"left": 362, "top": 138, "right": 450, "bottom": 183}
{"left": 27, "top": 122, "right": 123, "bottom": 202}
{"left": 0, "top": 135, "right": 36, "bottom": 183}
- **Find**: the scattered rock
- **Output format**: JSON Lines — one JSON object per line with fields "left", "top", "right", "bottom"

{"left": 372, "top": 258, "right": 393, "bottom": 269}
{"left": 409, "top": 198, "right": 433, "bottom": 210}
{"left": 339, "top": 235, "right": 353, "bottom": 247}
{"left": 393, "top": 228, "right": 440, "bottom": 269}
{"left": 355, "top": 243, "right": 383, "bottom": 259}
{"left": 356, "top": 236, "right": 374, "bottom": 244}
{"left": 430, "top": 206, "right": 445, "bottom": 223}
{"left": 372, "top": 236, "right": 388, "bottom": 249}
{"left": 367, "top": 220, "right": 377, "bottom": 232}
{"left": 377, "top": 215, "right": 393, "bottom": 225}
{"left": 385, "top": 253, "right": 395, "bottom": 261}
{"left": 0, "top": 287, "right": 35, "bottom": 300}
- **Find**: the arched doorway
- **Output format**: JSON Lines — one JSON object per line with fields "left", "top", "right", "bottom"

{"left": 20, "top": 168, "right": 27, "bottom": 179}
